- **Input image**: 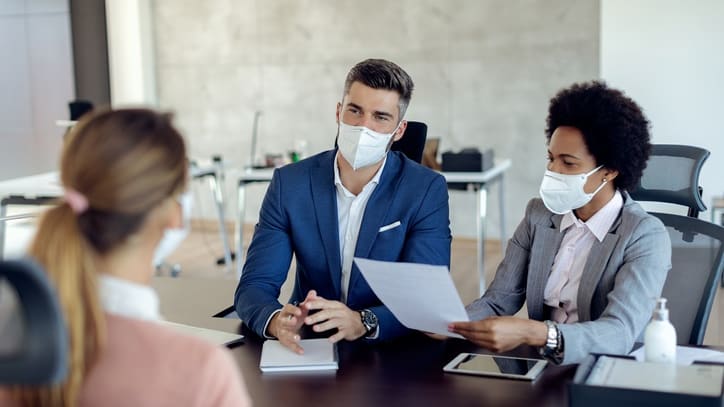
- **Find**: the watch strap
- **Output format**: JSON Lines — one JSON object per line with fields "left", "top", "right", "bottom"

{"left": 539, "top": 320, "right": 564, "bottom": 364}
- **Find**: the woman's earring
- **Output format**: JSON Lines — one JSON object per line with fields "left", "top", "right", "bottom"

{"left": 603, "top": 178, "right": 608, "bottom": 182}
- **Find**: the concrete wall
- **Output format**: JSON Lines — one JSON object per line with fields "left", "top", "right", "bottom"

{"left": 0, "top": 0, "right": 74, "bottom": 180}
{"left": 601, "top": 0, "right": 724, "bottom": 218}
{"left": 152, "top": 0, "right": 600, "bottom": 239}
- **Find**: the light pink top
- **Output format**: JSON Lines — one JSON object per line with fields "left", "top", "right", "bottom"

{"left": 543, "top": 191, "right": 623, "bottom": 323}
{"left": 0, "top": 274, "right": 251, "bottom": 407}
{"left": 0, "top": 314, "right": 251, "bottom": 407}
{"left": 79, "top": 313, "right": 251, "bottom": 407}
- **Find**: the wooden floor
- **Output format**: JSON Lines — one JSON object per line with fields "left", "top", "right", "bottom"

{"left": 166, "top": 220, "right": 724, "bottom": 346}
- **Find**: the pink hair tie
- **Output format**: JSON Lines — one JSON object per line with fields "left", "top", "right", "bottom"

{"left": 64, "top": 188, "right": 89, "bottom": 214}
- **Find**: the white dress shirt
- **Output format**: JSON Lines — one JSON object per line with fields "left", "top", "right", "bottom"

{"left": 543, "top": 190, "right": 623, "bottom": 323}
{"left": 98, "top": 274, "right": 161, "bottom": 321}
{"left": 334, "top": 152, "right": 386, "bottom": 303}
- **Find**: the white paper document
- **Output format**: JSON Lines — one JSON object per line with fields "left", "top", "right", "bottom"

{"left": 260, "top": 338, "right": 338, "bottom": 373}
{"left": 159, "top": 321, "right": 244, "bottom": 347}
{"left": 630, "top": 345, "right": 724, "bottom": 365}
{"left": 586, "top": 355, "right": 723, "bottom": 397}
{"left": 354, "top": 257, "right": 470, "bottom": 338}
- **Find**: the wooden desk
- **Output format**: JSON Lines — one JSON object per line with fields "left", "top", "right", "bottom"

{"left": 235, "top": 159, "right": 512, "bottom": 295}
{"left": 153, "top": 276, "right": 574, "bottom": 407}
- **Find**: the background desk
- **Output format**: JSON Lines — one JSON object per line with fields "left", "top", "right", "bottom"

{"left": 236, "top": 159, "right": 511, "bottom": 295}
{"left": 153, "top": 275, "right": 574, "bottom": 407}
{"left": 0, "top": 165, "right": 231, "bottom": 263}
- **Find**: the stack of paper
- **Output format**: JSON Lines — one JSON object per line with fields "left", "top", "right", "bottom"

{"left": 260, "top": 338, "right": 338, "bottom": 373}
{"left": 630, "top": 345, "right": 724, "bottom": 365}
{"left": 586, "top": 356, "right": 723, "bottom": 397}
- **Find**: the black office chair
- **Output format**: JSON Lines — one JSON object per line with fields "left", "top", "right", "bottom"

{"left": 391, "top": 121, "right": 427, "bottom": 164}
{"left": 630, "top": 144, "right": 709, "bottom": 218}
{"left": 0, "top": 259, "right": 67, "bottom": 385}
{"left": 68, "top": 99, "right": 94, "bottom": 121}
{"left": 630, "top": 144, "right": 723, "bottom": 345}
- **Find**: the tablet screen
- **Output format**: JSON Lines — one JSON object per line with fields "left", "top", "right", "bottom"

{"left": 452, "top": 354, "right": 543, "bottom": 377}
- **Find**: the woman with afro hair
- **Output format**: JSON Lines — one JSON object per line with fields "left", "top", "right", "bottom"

{"left": 449, "top": 81, "right": 671, "bottom": 365}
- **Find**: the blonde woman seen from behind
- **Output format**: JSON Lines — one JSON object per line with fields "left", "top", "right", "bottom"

{"left": 0, "top": 109, "right": 251, "bottom": 407}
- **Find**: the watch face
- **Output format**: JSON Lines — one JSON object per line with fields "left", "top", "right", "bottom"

{"left": 362, "top": 310, "right": 378, "bottom": 328}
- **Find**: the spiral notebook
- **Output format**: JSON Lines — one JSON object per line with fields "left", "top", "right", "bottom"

{"left": 260, "top": 338, "right": 338, "bottom": 373}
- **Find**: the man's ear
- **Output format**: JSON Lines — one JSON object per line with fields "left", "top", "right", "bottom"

{"left": 335, "top": 102, "right": 342, "bottom": 124}
{"left": 392, "top": 120, "right": 407, "bottom": 142}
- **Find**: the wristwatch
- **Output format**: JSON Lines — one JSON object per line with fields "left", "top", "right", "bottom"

{"left": 539, "top": 320, "right": 564, "bottom": 364}
{"left": 359, "top": 309, "right": 379, "bottom": 336}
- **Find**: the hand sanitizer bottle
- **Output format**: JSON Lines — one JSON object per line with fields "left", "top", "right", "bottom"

{"left": 644, "top": 298, "right": 676, "bottom": 363}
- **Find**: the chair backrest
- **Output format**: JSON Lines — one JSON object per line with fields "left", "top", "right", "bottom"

{"left": 630, "top": 144, "right": 710, "bottom": 217}
{"left": 0, "top": 258, "right": 67, "bottom": 385}
{"left": 390, "top": 121, "right": 427, "bottom": 164}
{"left": 654, "top": 212, "right": 724, "bottom": 345}
{"left": 68, "top": 99, "right": 93, "bottom": 121}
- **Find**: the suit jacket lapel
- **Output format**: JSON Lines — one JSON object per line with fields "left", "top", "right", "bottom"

{"left": 310, "top": 155, "right": 342, "bottom": 299}
{"left": 577, "top": 207, "right": 625, "bottom": 322}
{"left": 347, "top": 154, "right": 401, "bottom": 296}
{"left": 355, "top": 155, "right": 400, "bottom": 258}
{"left": 527, "top": 213, "right": 564, "bottom": 321}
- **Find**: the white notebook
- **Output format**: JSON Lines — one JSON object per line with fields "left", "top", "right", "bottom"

{"left": 260, "top": 339, "right": 338, "bottom": 373}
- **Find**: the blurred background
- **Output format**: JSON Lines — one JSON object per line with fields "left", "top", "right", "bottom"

{"left": 2, "top": 0, "right": 723, "bottom": 242}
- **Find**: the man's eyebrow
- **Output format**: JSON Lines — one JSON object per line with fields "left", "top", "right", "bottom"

{"left": 373, "top": 110, "right": 394, "bottom": 119}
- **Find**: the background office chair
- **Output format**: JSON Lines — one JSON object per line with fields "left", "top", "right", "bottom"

{"left": 630, "top": 144, "right": 723, "bottom": 345}
{"left": 653, "top": 213, "right": 723, "bottom": 345}
{"left": 0, "top": 258, "right": 67, "bottom": 384}
{"left": 630, "top": 144, "right": 709, "bottom": 218}
{"left": 391, "top": 121, "right": 427, "bottom": 164}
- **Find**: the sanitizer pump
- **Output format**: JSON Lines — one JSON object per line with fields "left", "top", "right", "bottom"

{"left": 644, "top": 298, "right": 677, "bottom": 363}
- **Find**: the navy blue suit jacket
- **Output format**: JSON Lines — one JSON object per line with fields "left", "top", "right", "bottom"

{"left": 234, "top": 150, "right": 451, "bottom": 341}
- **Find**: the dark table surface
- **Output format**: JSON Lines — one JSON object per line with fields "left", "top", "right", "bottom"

{"left": 152, "top": 277, "right": 577, "bottom": 407}
{"left": 230, "top": 328, "right": 576, "bottom": 407}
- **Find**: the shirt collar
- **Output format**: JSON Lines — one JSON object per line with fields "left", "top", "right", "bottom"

{"left": 334, "top": 151, "right": 387, "bottom": 194}
{"left": 98, "top": 274, "right": 161, "bottom": 321}
{"left": 559, "top": 190, "right": 624, "bottom": 242}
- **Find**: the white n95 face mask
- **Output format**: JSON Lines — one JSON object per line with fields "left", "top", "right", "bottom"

{"left": 337, "top": 120, "right": 400, "bottom": 170}
{"left": 539, "top": 166, "right": 607, "bottom": 215}
{"left": 153, "top": 191, "right": 193, "bottom": 266}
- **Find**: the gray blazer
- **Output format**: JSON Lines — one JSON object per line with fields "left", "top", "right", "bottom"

{"left": 466, "top": 193, "right": 671, "bottom": 364}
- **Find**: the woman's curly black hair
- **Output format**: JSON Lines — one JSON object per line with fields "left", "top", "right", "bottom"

{"left": 545, "top": 81, "right": 652, "bottom": 191}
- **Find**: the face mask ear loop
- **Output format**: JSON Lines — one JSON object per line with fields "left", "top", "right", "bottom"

{"left": 588, "top": 178, "right": 608, "bottom": 198}
{"left": 585, "top": 164, "right": 609, "bottom": 199}
{"left": 585, "top": 165, "right": 604, "bottom": 177}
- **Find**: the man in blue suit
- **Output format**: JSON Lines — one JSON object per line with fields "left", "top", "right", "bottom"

{"left": 234, "top": 59, "right": 451, "bottom": 353}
